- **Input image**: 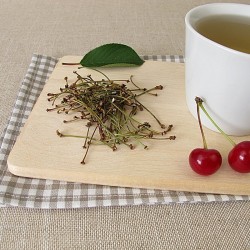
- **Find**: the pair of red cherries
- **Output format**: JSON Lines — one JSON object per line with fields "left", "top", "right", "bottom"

{"left": 189, "top": 97, "right": 250, "bottom": 176}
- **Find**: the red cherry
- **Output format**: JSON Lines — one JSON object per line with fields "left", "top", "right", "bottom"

{"left": 228, "top": 141, "right": 250, "bottom": 173}
{"left": 189, "top": 148, "right": 222, "bottom": 176}
{"left": 195, "top": 97, "right": 250, "bottom": 174}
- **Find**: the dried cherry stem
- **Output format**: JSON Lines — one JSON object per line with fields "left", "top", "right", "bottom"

{"left": 195, "top": 97, "right": 236, "bottom": 147}
{"left": 78, "top": 67, "right": 111, "bottom": 81}
{"left": 130, "top": 75, "right": 141, "bottom": 89}
{"left": 81, "top": 126, "right": 98, "bottom": 164}
{"left": 135, "top": 86, "right": 163, "bottom": 97}
{"left": 83, "top": 125, "right": 91, "bottom": 148}
{"left": 56, "top": 130, "right": 93, "bottom": 140}
{"left": 135, "top": 98, "right": 166, "bottom": 129}
{"left": 50, "top": 69, "right": 176, "bottom": 164}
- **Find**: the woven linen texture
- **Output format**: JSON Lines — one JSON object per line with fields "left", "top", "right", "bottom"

{"left": 0, "top": 54, "right": 249, "bottom": 209}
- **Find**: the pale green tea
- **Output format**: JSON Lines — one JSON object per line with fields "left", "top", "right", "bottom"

{"left": 196, "top": 15, "right": 250, "bottom": 54}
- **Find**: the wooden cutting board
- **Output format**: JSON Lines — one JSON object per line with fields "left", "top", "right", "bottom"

{"left": 7, "top": 56, "right": 250, "bottom": 195}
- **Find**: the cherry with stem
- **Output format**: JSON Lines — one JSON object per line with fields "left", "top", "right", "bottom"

{"left": 189, "top": 97, "right": 222, "bottom": 176}
{"left": 196, "top": 97, "right": 250, "bottom": 173}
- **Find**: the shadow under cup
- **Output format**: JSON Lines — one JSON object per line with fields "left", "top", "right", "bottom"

{"left": 185, "top": 3, "right": 250, "bottom": 136}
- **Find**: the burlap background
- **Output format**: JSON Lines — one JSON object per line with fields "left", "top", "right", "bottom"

{"left": 0, "top": 0, "right": 249, "bottom": 249}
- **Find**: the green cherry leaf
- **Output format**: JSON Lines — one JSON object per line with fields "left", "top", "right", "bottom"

{"left": 80, "top": 43, "right": 144, "bottom": 67}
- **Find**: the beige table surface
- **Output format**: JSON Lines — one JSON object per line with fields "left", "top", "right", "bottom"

{"left": 0, "top": 0, "right": 249, "bottom": 249}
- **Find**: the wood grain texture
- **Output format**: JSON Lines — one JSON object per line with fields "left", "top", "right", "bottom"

{"left": 7, "top": 56, "right": 250, "bottom": 195}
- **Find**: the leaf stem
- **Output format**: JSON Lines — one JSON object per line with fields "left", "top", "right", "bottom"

{"left": 62, "top": 62, "right": 80, "bottom": 65}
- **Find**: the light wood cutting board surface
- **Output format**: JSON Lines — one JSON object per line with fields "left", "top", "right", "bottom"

{"left": 7, "top": 56, "right": 250, "bottom": 195}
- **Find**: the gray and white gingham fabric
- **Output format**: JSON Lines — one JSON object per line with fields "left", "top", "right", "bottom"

{"left": 0, "top": 54, "right": 249, "bottom": 209}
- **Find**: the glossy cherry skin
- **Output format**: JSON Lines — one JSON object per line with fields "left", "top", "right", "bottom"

{"left": 189, "top": 148, "right": 222, "bottom": 176}
{"left": 228, "top": 141, "right": 250, "bottom": 173}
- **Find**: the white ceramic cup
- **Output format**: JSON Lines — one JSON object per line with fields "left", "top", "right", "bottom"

{"left": 185, "top": 3, "right": 250, "bottom": 136}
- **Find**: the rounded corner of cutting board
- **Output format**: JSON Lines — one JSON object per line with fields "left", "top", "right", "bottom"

{"left": 7, "top": 159, "right": 22, "bottom": 177}
{"left": 7, "top": 149, "right": 28, "bottom": 177}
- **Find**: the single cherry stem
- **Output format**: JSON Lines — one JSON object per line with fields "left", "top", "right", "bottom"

{"left": 81, "top": 125, "right": 98, "bottom": 164}
{"left": 195, "top": 97, "right": 208, "bottom": 149}
{"left": 78, "top": 67, "right": 111, "bottom": 81}
{"left": 196, "top": 97, "right": 236, "bottom": 147}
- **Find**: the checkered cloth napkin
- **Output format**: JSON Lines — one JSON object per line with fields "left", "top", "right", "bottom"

{"left": 0, "top": 54, "right": 249, "bottom": 209}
